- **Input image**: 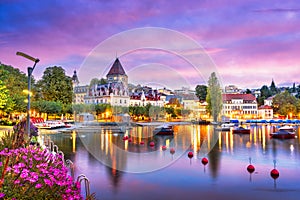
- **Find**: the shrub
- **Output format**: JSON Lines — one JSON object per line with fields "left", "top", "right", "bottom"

{"left": 0, "top": 121, "right": 83, "bottom": 199}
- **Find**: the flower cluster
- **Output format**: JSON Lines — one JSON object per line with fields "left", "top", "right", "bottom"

{"left": 0, "top": 145, "right": 83, "bottom": 199}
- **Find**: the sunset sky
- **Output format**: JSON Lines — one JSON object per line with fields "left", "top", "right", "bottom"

{"left": 1, "top": 0, "right": 300, "bottom": 90}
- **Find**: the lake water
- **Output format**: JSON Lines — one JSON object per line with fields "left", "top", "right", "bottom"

{"left": 44, "top": 124, "right": 300, "bottom": 200}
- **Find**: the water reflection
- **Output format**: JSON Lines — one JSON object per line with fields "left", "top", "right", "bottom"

{"left": 44, "top": 124, "right": 300, "bottom": 200}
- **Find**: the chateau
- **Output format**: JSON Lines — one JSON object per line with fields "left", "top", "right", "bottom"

{"left": 72, "top": 58, "right": 164, "bottom": 107}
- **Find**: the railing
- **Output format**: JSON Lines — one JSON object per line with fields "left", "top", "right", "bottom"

{"left": 42, "top": 135, "right": 91, "bottom": 199}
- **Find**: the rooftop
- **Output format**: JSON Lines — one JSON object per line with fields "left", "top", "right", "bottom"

{"left": 107, "top": 58, "right": 126, "bottom": 76}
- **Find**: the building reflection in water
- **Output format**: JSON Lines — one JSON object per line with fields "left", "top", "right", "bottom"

{"left": 53, "top": 124, "right": 300, "bottom": 190}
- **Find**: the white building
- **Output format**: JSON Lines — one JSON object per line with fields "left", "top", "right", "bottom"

{"left": 130, "top": 90, "right": 164, "bottom": 107}
{"left": 222, "top": 94, "right": 258, "bottom": 119}
{"left": 258, "top": 105, "right": 273, "bottom": 119}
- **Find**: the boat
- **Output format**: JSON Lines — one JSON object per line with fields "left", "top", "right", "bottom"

{"left": 63, "top": 120, "right": 76, "bottom": 128}
{"left": 232, "top": 126, "right": 250, "bottom": 134}
{"left": 278, "top": 125, "right": 295, "bottom": 132}
{"left": 270, "top": 130, "right": 295, "bottom": 139}
{"left": 192, "top": 119, "right": 210, "bottom": 125}
{"left": 31, "top": 117, "right": 66, "bottom": 129}
{"left": 215, "top": 123, "right": 233, "bottom": 131}
{"left": 153, "top": 124, "right": 174, "bottom": 135}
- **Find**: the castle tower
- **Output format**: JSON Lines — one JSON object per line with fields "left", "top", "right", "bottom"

{"left": 71, "top": 70, "right": 79, "bottom": 88}
{"left": 106, "top": 58, "right": 128, "bottom": 88}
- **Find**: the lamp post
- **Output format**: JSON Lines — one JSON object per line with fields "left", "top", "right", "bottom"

{"left": 16, "top": 52, "right": 40, "bottom": 136}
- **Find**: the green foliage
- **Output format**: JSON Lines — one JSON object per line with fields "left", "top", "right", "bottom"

{"left": 245, "top": 89, "right": 252, "bottom": 94}
{"left": 95, "top": 104, "right": 111, "bottom": 115}
{"left": 165, "top": 107, "right": 177, "bottom": 118}
{"left": 272, "top": 90, "right": 298, "bottom": 115}
{"left": 270, "top": 80, "right": 279, "bottom": 96}
{"left": 35, "top": 66, "right": 73, "bottom": 104}
{"left": 31, "top": 100, "right": 62, "bottom": 114}
{"left": 62, "top": 103, "right": 73, "bottom": 114}
{"left": 206, "top": 72, "right": 222, "bottom": 122}
{"left": 195, "top": 85, "right": 207, "bottom": 102}
{"left": 0, "top": 64, "right": 28, "bottom": 113}
{"left": 0, "top": 80, "right": 9, "bottom": 110}
{"left": 258, "top": 85, "right": 272, "bottom": 105}
{"left": 89, "top": 78, "right": 107, "bottom": 87}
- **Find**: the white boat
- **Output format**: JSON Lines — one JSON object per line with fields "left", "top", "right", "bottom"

{"left": 221, "top": 123, "right": 235, "bottom": 128}
{"left": 278, "top": 125, "right": 295, "bottom": 132}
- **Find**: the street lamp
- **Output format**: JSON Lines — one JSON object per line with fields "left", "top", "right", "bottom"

{"left": 16, "top": 51, "right": 40, "bottom": 136}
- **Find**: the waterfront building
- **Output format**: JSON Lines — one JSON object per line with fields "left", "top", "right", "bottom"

{"left": 222, "top": 93, "right": 258, "bottom": 119}
{"left": 258, "top": 105, "right": 273, "bottom": 119}
{"left": 130, "top": 90, "right": 164, "bottom": 107}
{"left": 73, "top": 58, "right": 165, "bottom": 108}
{"left": 84, "top": 58, "right": 130, "bottom": 106}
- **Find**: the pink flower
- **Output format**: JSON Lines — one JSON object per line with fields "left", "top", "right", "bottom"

{"left": 0, "top": 193, "right": 5, "bottom": 198}
{"left": 35, "top": 183, "right": 43, "bottom": 189}
{"left": 44, "top": 178, "right": 53, "bottom": 187}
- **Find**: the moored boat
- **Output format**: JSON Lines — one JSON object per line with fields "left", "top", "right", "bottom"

{"left": 278, "top": 125, "right": 295, "bottom": 132}
{"left": 153, "top": 124, "right": 174, "bottom": 135}
{"left": 232, "top": 126, "right": 250, "bottom": 134}
{"left": 270, "top": 130, "right": 295, "bottom": 139}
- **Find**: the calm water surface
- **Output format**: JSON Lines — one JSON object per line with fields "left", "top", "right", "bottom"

{"left": 44, "top": 124, "right": 300, "bottom": 200}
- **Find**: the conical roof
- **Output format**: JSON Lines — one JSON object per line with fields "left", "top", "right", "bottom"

{"left": 72, "top": 70, "right": 79, "bottom": 83}
{"left": 107, "top": 58, "right": 126, "bottom": 76}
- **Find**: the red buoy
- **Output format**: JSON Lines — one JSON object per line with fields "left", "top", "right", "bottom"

{"left": 122, "top": 136, "right": 128, "bottom": 140}
{"left": 128, "top": 138, "right": 132, "bottom": 142}
{"left": 170, "top": 148, "right": 175, "bottom": 155}
{"left": 161, "top": 145, "right": 167, "bottom": 151}
{"left": 270, "top": 169, "right": 279, "bottom": 179}
{"left": 201, "top": 157, "right": 208, "bottom": 165}
{"left": 188, "top": 151, "right": 193, "bottom": 158}
{"left": 247, "top": 164, "right": 255, "bottom": 173}
{"left": 140, "top": 141, "right": 144, "bottom": 145}
{"left": 149, "top": 141, "right": 155, "bottom": 147}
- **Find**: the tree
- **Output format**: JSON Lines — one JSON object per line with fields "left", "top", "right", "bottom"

{"left": 258, "top": 85, "right": 272, "bottom": 105}
{"left": 206, "top": 72, "right": 222, "bottom": 122}
{"left": 245, "top": 89, "right": 252, "bottom": 94}
{"left": 0, "top": 64, "right": 28, "bottom": 112}
{"left": 31, "top": 100, "right": 63, "bottom": 119}
{"left": 36, "top": 66, "right": 73, "bottom": 104}
{"left": 270, "top": 79, "right": 279, "bottom": 96}
{"left": 0, "top": 80, "right": 10, "bottom": 111}
{"left": 195, "top": 85, "right": 207, "bottom": 102}
{"left": 272, "top": 90, "right": 298, "bottom": 115}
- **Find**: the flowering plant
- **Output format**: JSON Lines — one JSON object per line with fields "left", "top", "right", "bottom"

{"left": 0, "top": 146, "right": 82, "bottom": 199}
{"left": 0, "top": 121, "right": 84, "bottom": 200}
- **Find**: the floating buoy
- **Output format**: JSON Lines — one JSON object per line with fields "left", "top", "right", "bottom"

{"left": 247, "top": 164, "right": 255, "bottom": 173}
{"left": 188, "top": 151, "right": 193, "bottom": 158}
{"left": 149, "top": 141, "right": 155, "bottom": 147}
{"left": 122, "top": 136, "right": 128, "bottom": 140}
{"left": 247, "top": 158, "right": 255, "bottom": 173}
{"left": 270, "top": 160, "right": 279, "bottom": 180}
{"left": 201, "top": 157, "right": 208, "bottom": 165}
{"left": 161, "top": 145, "right": 167, "bottom": 151}
{"left": 170, "top": 148, "right": 175, "bottom": 155}
{"left": 140, "top": 141, "right": 144, "bottom": 145}
{"left": 270, "top": 169, "right": 279, "bottom": 179}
